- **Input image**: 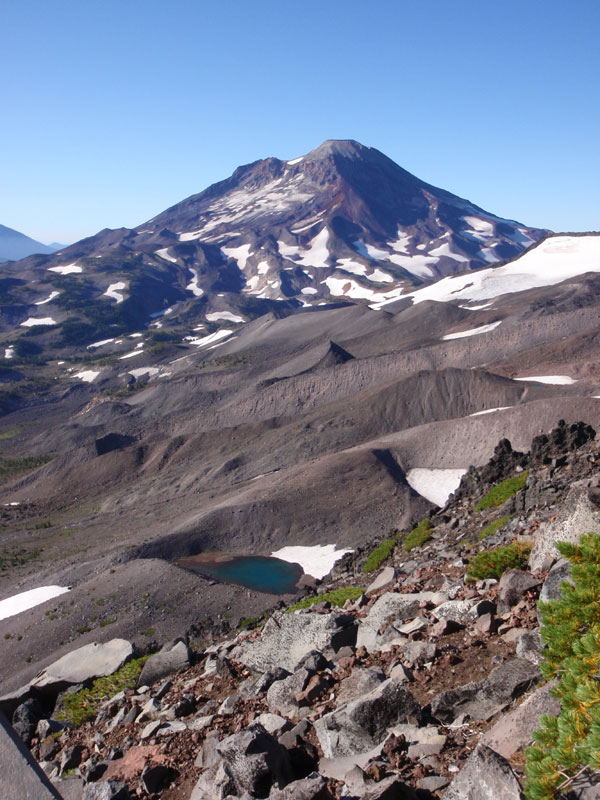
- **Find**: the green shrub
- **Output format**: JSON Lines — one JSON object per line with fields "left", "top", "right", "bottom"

{"left": 403, "top": 519, "right": 433, "bottom": 551}
{"left": 287, "top": 586, "right": 363, "bottom": 612}
{"left": 525, "top": 534, "right": 600, "bottom": 800}
{"left": 0, "top": 454, "right": 54, "bottom": 479}
{"left": 362, "top": 534, "right": 400, "bottom": 573}
{"left": 476, "top": 471, "right": 529, "bottom": 511}
{"left": 467, "top": 541, "right": 531, "bottom": 581}
{"left": 478, "top": 515, "right": 511, "bottom": 540}
{"left": 56, "top": 655, "right": 150, "bottom": 725}
{"left": 0, "top": 546, "right": 42, "bottom": 572}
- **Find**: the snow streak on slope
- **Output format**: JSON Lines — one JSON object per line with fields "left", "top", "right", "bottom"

{"left": 371, "top": 236, "right": 600, "bottom": 309}
{"left": 0, "top": 586, "right": 70, "bottom": 621}
{"left": 406, "top": 468, "right": 467, "bottom": 507}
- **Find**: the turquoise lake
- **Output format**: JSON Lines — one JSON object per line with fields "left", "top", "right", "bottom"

{"left": 174, "top": 554, "right": 303, "bottom": 594}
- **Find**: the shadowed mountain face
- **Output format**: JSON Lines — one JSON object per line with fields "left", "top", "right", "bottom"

{"left": 2, "top": 142, "right": 600, "bottom": 693}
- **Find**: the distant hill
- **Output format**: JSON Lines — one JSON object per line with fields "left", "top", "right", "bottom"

{"left": 0, "top": 224, "right": 60, "bottom": 262}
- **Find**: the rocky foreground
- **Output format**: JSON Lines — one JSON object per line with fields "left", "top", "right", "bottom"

{"left": 3, "top": 420, "right": 600, "bottom": 800}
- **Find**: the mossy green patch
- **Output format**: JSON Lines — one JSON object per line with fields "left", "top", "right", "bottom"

{"left": 287, "top": 586, "right": 363, "bottom": 612}
{"left": 56, "top": 654, "right": 150, "bottom": 726}
{"left": 362, "top": 534, "right": 400, "bottom": 573}
{"left": 403, "top": 519, "right": 433, "bottom": 551}
{"left": 476, "top": 471, "right": 529, "bottom": 511}
{"left": 478, "top": 515, "right": 511, "bottom": 540}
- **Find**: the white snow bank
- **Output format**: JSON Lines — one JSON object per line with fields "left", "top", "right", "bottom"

{"left": 87, "top": 338, "right": 115, "bottom": 349}
{"left": 48, "top": 264, "right": 82, "bottom": 275}
{"left": 4, "top": 347, "right": 14, "bottom": 359}
{"left": 296, "top": 228, "right": 331, "bottom": 268}
{"left": 119, "top": 349, "right": 144, "bottom": 360}
{"left": 206, "top": 311, "right": 245, "bottom": 324}
{"left": 271, "top": 544, "right": 353, "bottom": 580}
{"left": 0, "top": 586, "right": 70, "bottom": 621}
{"left": 222, "top": 243, "right": 252, "bottom": 270}
{"left": 155, "top": 248, "right": 178, "bottom": 263}
{"left": 186, "top": 268, "right": 204, "bottom": 297}
{"left": 301, "top": 287, "right": 318, "bottom": 295}
{"left": 129, "top": 367, "right": 159, "bottom": 378}
{"left": 104, "top": 282, "right": 126, "bottom": 303}
{"left": 442, "top": 321, "right": 502, "bottom": 340}
{"left": 322, "top": 276, "right": 377, "bottom": 301}
{"left": 35, "top": 291, "right": 60, "bottom": 305}
{"left": 469, "top": 406, "right": 512, "bottom": 416}
{"left": 73, "top": 370, "right": 100, "bottom": 383}
{"left": 187, "top": 329, "right": 233, "bottom": 348}
{"left": 21, "top": 317, "right": 56, "bottom": 327}
{"left": 406, "top": 468, "right": 467, "bottom": 507}
{"left": 514, "top": 375, "right": 577, "bottom": 385}
{"left": 287, "top": 156, "right": 304, "bottom": 165}
{"left": 372, "top": 235, "right": 600, "bottom": 309}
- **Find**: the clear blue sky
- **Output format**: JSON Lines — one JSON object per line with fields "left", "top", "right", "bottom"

{"left": 2, "top": 0, "right": 599, "bottom": 243}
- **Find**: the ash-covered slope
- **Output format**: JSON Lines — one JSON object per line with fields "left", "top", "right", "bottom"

{"left": 0, "top": 140, "right": 547, "bottom": 348}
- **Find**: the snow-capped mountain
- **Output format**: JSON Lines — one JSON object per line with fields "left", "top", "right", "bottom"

{"left": 0, "top": 140, "right": 547, "bottom": 344}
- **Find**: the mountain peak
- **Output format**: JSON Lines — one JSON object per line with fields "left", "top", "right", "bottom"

{"left": 303, "top": 139, "right": 371, "bottom": 161}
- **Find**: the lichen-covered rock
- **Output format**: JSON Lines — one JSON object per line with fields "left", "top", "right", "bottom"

{"left": 441, "top": 743, "right": 522, "bottom": 799}
{"left": 231, "top": 612, "right": 356, "bottom": 674}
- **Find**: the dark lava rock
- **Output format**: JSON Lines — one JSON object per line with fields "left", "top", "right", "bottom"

{"left": 12, "top": 697, "right": 44, "bottom": 744}
{"left": 531, "top": 420, "right": 595, "bottom": 465}
{"left": 217, "top": 723, "right": 293, "bottom": 798}
{"left": 141, "top": 764, "right": 180, "bottom": 793}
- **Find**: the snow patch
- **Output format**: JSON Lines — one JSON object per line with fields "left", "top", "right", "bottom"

{"left": 301, "top": 287, "right": 318, "bottom": 295}
{"left": 186, "top": 268, "right": 204, "bottom": 297}
{"left": 367, "top": 268, "right": 394, "bottom": 284}
{"left": 406, "top": 468, "right": 467, "bottom": 507}
{"left": 387, "top": 253, "right": 437, "bottom": 278}
{"left": 119, "top": 350, "right": 144, "bottom": 360}
{"left": 129, "top": 367, "right": 160, "bottom": 378}
{"left": 271, "top": 544, "right": 353, "bottom": 580}
{"left": 0, "top": 586, "right": 70, "bottom": 621}
{"left": 35, "top": 290, "right": 60, "bottom": 305}
{"left": 4, "top": 347, "right": 14, "bottom": 359}
{"left": 442, "top": 321, "right": 502, "bottom": 340}
{"left": 103, "top": 282, "right": 126, "bottom": 303}
{"left": 337, "top": 258, "right": 367, "bottom": 277}
{"left": 287, "top": 156, "right": 304, "bottom": 165}
{"left": 187, "top": 329, "right": 233, "bottom": 348}
{"left": 428, "top": 241, "right": 470, "bottom": 262}
{"left": 206, "top": 311, "right": 245, "bottom": 324}
{"left": 322, "top": 276, "right": 377, "bottom": 301}
{"left": 470, "top": 407, "right": 512, "bottom": 417}
{"left": 296, "top": 228, "right": 330, "bottom": 268}
{"left": 222, "top": 243, "right": 252, "bottom": 270}
{"left": 88, "top": 338, "right": 115, "bottom": 349}
{"left": 48, "top": 264, "right": 82, "bottom": 275}
{"left": 73, "top": 370, "right": 100, "bottom": 383}
{"left": 21, "top": 317, "right": 56, "bottom": 327}
{"left": 514, "top": 375, "right": 577, "bottom": 385}
{"left": 155, "top": 248, "right": 178, "bottom": 263}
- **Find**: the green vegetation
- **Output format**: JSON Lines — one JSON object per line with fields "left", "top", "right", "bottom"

{"left": 478, "top": 515, "right": 511, "bottom": 540}
{"left": 403, "top": 519, "right": 433, "bottom": 551}
{"left": 0, "top": 546, "right": 42, "bottom": 572}
{"left": 362, "top": 533, "right": 400, "bottom": 573}
{"left": 99, "top": 617, "right": 116, "bottom": 627}
{"left": 525, "top": 534, "right": 600, "bottom": 799}
{"left": 56, "top": 655, "right": 150, "bottom": 725}
{"left": 467, "top": 541, "right": 531, "bottom": 581}
{"left": 0, "top": 454, "right": 53, "bottom": 479}
{"left": 476, "top": 471, "right": 529, "bottom": 511}
{"left": 287, "top": 586, "right": 363, "bottom": 612}
{"left": 238, "top": 612, "right": 269, "bottom": 630}
{"left": 140, "top": 627, "right": 155, "bottom": 637}
{"left": 0, "top": 424, "right": 22, "bottom": 441}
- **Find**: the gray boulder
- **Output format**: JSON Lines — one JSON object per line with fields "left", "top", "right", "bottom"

{"left": 356, "top": 591, "right": 445, "bottom": 652}
{"left": 217, "top": 723, "right": 293, "bottom": 797}
{"left": 267, "top": 669, "right": 312, "bottom": 718}
{"left": 12, "top": 697, "right": 44, "bottom": 744}
{"left": 82, "top": 781, "right": 130, "bottom": 800}
{"left": 480, "top": 679, "right": 560, "bottom": 758}
{"left": 516, "top": 629, "right": 543, "bottom": 665}
{"left": 31, "top": 639, "right": 133, "bottom": 692}
{"left": 335, "top": 667, "right": 386, "bottom": 707}
{"left": 365, "top": 567, "right": 397, "bottom": 596}
{"left": 231, "top": 612, "right": 356, "bottom": 673}
{"left": 0, "top": 709, "right": 64, "bottom": 800}
{"left": 529, "top": 481, "right": 600, "bottom": 571}
{"left": 432, "top": 658, "right": 540, "bottom": 723}
{"left": 442, "top": 743, "right": 523, "bottom": 799}
{"left": 362, "top": 775, "right": 419, "bottom": 799}
{"left": 137, "top": 639, "right": 190, "bottom": 686}
{"left": 190, "top": 761, "right": 236, "bottom": 800}
{"left": 539, "top": 558, "right": 573, "bottom": 605}
{"left": 314, "top": 678, "right": 421, "bottom": 758}
{"left": 268, "top": 772, "right": 331, "bottom": 800}
{"left": 497, "top": 570, "right": 541, "bottom": 607}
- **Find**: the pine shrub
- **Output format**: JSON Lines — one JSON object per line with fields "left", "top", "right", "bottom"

{"left": 524, "top": 533, "right": 600, "bottom": 799}
{"left": 362, "top": 534, "right": 400, "bottom": 573}
{"left": 466, "top": 540, "right": 531, "bottom": 580}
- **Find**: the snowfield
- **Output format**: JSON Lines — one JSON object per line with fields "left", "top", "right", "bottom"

{"left": 73, "top": 370, "right": 100, "bottom": 383}
{"left": 0, "top": 586, "right": 70, "bottom": 621}
{"left": 35, "top": 290, "right": 60, "bottom": 305}
{"left": 21, "top": 317, "right": 56, "bottom": 327}
{"left": 104, "top": 282, "right": 126, "bottom": 303}
{"left": 406, "top": 468, "right": 467, "bottom": 507}
{"left": 48, "top": 264, "right": 82, "bottom": 275}
{"left": 514, "top": 375, "right": 577, "bottom": 385}
{"left": 206, "top": 311, "right": 245, "bottom": 324}
{"left": 442, "top": 321, "right": 502, "bottom": 340}
{"left": 271, "top": 544, "right": 353, "bottom": 580}
{"left": 371, "top": 235, "right": 600, "bottom": 309}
